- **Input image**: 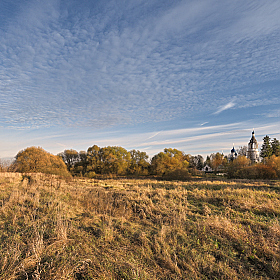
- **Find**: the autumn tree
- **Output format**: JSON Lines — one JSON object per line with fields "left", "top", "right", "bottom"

{"left": 85, "top": 146, "right": 131, "bottom": 176}
{"left": 14, "top": 147, "right": 70, "bottom": 177}
{"left": 150, "top": 148, "right": 189, "bottom": 176}
{"left": 266, "top": 155, "right": 280, "bottom": 178}
{"left": 99, "top": 146, "right": 131, "bottom": 175}
{"left": 209, "top": 152, "right": 227, "bottom": 172}
{"left": 86, "top": 145, "right": 100, "bottom": 176}
{"left": 128, "top": 149, "right": 149, "bottom": 175}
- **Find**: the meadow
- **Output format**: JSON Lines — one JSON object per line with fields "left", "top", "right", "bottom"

{"left": 0, "top": 173, "right": 279, "bottom": 279}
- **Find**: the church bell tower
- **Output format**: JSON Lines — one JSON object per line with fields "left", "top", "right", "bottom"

{"left": 246, "top": 130, "right": 260, "bottom": 163}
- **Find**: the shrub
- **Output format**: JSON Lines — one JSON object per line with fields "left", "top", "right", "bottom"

{"left": 227, "top": 162, "right": 278, "bottom": 180}
{"left": 86, "top": 171, "right": 96, "bottom": 178}
{"left": 227, "top": 156, "right": 251, "bottom": 178}
{"left": 163, "top": 168, "right": 191, "bottom": 181}
{"left": 255, "top": 164, "right": 277, "bottom": 179}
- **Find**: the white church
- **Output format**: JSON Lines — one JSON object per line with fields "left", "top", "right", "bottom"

{"left": 246, "top": 130, "right": 260, "bottom": 163}
{"left": 230, "top": 130, "right": 260, "bottom": 163}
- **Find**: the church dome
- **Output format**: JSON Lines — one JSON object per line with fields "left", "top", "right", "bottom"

{"left": 231, "top": 146, "right": 237, "bottom": 157}
{"left": 249, "top": 131, "right": 258, "bottom": 144}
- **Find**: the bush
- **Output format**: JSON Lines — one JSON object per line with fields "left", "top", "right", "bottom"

{"left": 255, "top": 164, "right": 277, "bottom": 179}
{"left": 163, "top": 168, "right": 191, "bottom": 181}
{"left": 227, "top": 162, "right": 278, "bottom": 180}
{"left": 86, "top": 171, "right": 96, "bottom": 178}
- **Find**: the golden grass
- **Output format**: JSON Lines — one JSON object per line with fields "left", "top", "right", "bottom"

{"left": 0, "top": 173, "right": 279, "bottom": 279}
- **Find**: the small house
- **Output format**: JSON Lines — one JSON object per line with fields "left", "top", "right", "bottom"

{"left": 202, "top": 165, "right": 213, "bottom": 173}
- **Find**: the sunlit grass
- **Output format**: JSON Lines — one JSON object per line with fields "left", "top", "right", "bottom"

{"left": 0, "top": 173, "right": 279, "bottom": 279}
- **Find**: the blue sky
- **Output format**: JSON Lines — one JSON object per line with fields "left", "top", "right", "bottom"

{"left": 0, "top": 0, "right": 280, "bottom": 159}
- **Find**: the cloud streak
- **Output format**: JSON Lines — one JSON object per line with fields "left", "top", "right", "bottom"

{"left": 214, "top": 102, "right": 235, "bottom": 115}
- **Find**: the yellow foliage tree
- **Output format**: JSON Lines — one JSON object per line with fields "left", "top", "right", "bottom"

{"left": 210, "top": 152, "right": 227, "bottom": 172}
{"left": 150, "top": 148, "right": 189, "bottom": 176}
{"left": 266, "top": 155, "right": 280, "bottom": 178}
{"left": 14, "top": 147, "right": 70, "bottom": 177}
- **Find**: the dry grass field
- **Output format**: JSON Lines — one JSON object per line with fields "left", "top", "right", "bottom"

{"left": 0, "top": 173, "right": 279, "bottom": 279}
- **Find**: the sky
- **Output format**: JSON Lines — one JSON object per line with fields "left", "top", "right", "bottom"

{"left": 0, "top": 0, "right": 280, "bottom": 160}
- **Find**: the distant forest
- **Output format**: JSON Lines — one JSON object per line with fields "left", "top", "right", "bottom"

{"left": 1, "top": 135, "right": 280, "bottom": 180}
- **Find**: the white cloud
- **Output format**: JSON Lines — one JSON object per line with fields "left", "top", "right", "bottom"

{"left": 214, "top": 102, "right": 235, "bottom": 115}
{"left": 225, "top": 1, "right": 280, "bottom": 41}
{"left": 201, "top": 122, "right": 209, "bottom": 126}
{"left": 265, "top": 109, "right": 280, "bottom": 118}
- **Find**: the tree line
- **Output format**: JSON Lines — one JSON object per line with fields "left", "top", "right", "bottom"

{"left": 1, "top": 135, "right": 280, "bottom": 180}
{"left": 4, "top": 145, "right": 203, "bottom": 179}
{"left": 57, "top": 146, "right": 201, "bottom": 179}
